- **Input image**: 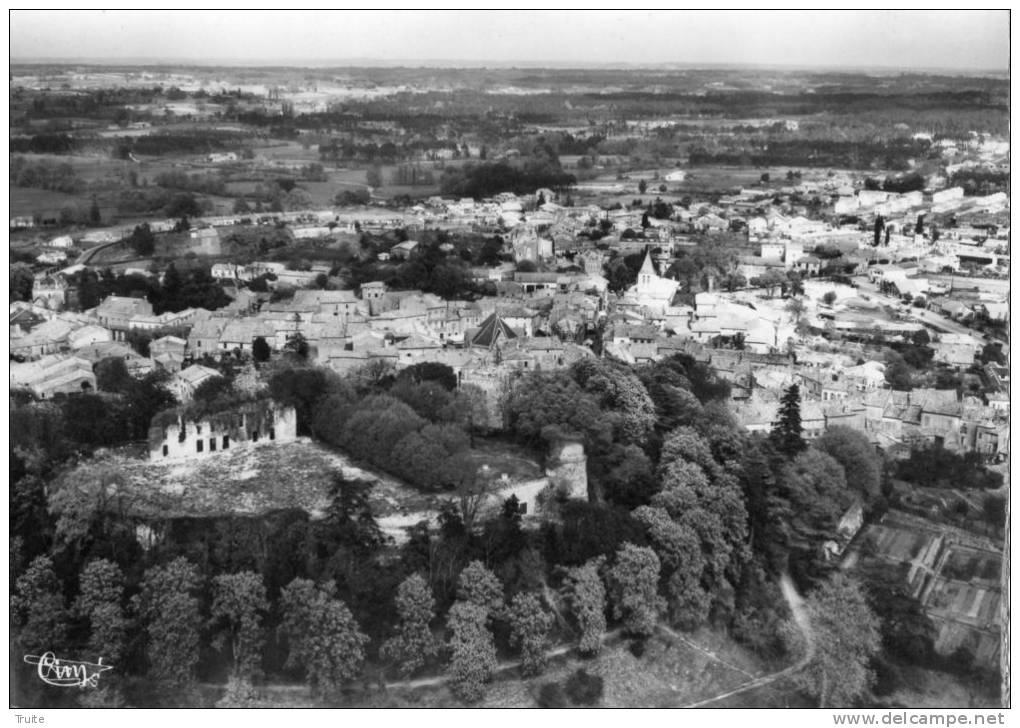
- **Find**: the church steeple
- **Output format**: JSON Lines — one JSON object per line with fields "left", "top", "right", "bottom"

{"left": 638, "top": 248, "right": 656, "bottom": 292}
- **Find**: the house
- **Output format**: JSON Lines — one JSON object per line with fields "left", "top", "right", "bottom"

{"left": 10, "top": 318, "right": 75, "bottom": 359}
{"left": 48, "top": 235, "right": 75, "bottom": 249}
{"left": 219, "top": 319, "right": 274, "bottom": 353}
{"left": 32, "top": 274, "right": 69, "bottom": 310}
{"left": 67, "top": 324, "right": 114, "bottom": 350}
{"left": 187, "top": 317, "right": 227, "bottom": 357}
{"left": 36, "top": 251, "right": 67, "bottom": 265}
{"left": 390, "top": 240, "right": 420, "bottom": 259}
{"left": 986, "top": 392, "right": 1009, "bottom": 413}
{"left": 149, "top": 335, "right": 188, "bottom": 371}
{"left": 96, "top": 296, "right": 155, "bottom": 336}
{"left": 10, "top": 354, "right": 96, "bottom": 399}
{"left": 292, "top": 289, "right": 364, "bottom": 318}
{"left": 75, "top": 341, "right": 155, "bottom": 377}
{"left": 395, "top": 334, "right": 443, "bottom": 363}
{"left": 170, "top": 364, "right": 222, "bottom": 402}
{"left": 793, "top": 255, "right": 822, "bottom": 276}
{"left": 747, "top": 217, "right": 768, "bottom": 236}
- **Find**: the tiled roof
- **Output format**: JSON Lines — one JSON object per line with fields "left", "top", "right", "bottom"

{"left": 470, "top": 312, "right": 519, "bottom": 348}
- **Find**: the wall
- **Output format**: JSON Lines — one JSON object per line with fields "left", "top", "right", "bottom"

{"left": 544, "top": 440, "right": 588, "bottom": 500}
{"left": 148, "top": 402, "right": 297, "bottom": 461}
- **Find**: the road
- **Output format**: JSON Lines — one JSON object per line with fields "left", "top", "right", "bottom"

{"left": 852, "top": 277, "right": 988, "bottom": 339}
{"left": 677, "top": 571, "right": 813, "bottom": 708}
{"left": 78, "top": 237, "right": 128, "bottom": 265}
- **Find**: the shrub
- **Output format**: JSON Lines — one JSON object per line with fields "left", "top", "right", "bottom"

{"left": 537, "top": 681, "right": 568, "bottom": 708}
{"left": 564, "top": 669, "right": 603, "bottom": 706}
{"left": 627, "top": 637, "right": 647, "bottom": 658}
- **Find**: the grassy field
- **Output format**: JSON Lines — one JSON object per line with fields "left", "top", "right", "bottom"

{"left": 9, "top": 186, "right": 88, "bottom": 218}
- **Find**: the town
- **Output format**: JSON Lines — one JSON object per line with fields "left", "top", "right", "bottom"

{"left": 8, "top": 16, "right": 1010, "bottom": 713}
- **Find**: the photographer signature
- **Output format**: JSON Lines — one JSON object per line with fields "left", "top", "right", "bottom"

{"left": 23, "top": 653, "right": 113, "bottom": 689}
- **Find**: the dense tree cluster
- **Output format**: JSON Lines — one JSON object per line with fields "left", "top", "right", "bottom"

{"left": 439, "top": 141, "right": 575, "bottom": 199}
{"left": 69, "top": 264, "right": 231, "bottom": 315}
{"left": 11, "top": 323, "right": 1000, "bottom": 707}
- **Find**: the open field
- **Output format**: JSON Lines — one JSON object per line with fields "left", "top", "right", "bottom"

{"left": 9, "top": 186, "right": 89, "bottom": 218}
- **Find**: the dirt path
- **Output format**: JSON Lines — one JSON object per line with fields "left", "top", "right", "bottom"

{"left": 201, "top": 629, "right": 624, "bottom": 696}
{"left": 656, "top": 624, "right": 758, "bottom": 680}
{"left": 199, "top": 574, "right": 813, "bottom": 706}
{"left": 677, "top": 570, "right": 814, "bottom": 708}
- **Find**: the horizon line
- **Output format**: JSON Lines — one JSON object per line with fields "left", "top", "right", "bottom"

{"left": 8, "top": 57, "right": 1008, "bottom": 77}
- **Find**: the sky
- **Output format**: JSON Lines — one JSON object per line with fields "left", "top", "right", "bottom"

{"left": 9, "top": 10, "right": 1010, "bottom": 72}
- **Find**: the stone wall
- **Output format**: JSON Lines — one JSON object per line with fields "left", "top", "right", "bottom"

{"left": 544, "top": 440, "right": 588, "bottom": 500}
{"left": 148, "top": 401, "right": 297, "bottom": 462}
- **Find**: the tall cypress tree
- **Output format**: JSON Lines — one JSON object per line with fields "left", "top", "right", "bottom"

{"left": 771, "top": 384, "right": 806, "bottom": 457}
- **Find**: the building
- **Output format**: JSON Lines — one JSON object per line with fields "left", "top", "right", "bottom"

{"left": 95, "top": 296, "right": 155, "bottom": 336}
{"left": 148, "top": 400, "right": 297, "bottom": 461}
{"left": 169, "top": 364, "right": 222, "bottom": 402}
{"left": 10, "top": 354, "right": 96, "bottom": 399}
{"left": 624, "top": 249, "right": 681, "bottom": 314}
{"left": 468, "top": 311, "right": 520, "bottom": 349}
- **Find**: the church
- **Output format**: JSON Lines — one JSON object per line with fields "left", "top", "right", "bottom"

{"left": 622, "top": 249, "right": 681, "bottom": 314}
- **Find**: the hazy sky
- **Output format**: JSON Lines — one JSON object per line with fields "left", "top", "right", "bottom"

{"left": 10, "top": 10, "right": 1010, "bottom": 72}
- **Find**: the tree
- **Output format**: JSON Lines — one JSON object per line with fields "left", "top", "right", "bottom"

{"left": 786, "top": 297, "right": 806, "bottom": 324}
{"left": 506, "top": 372, "right": 612, "bottom": 452}
{"left": 632, "top": 505, "right": 709, "bottom": 629}
{"left": 10, "top": 264, "right": 34, "bottom": 302}
{"left": 192, "top": 374, "right": 233, "bottom": 403}
{"left": 323, "top": 472, "right": 387, "bottom": 554}
{"left": 133, "top": 558, "right": 203, "bottom": 689}
{"left": 771, "top": 449, "right": 852, "bottom": 577}
{"left": 95, "top": 356, "right": 133, "bottom": 392}
{"left": 606, "top": 543, "right": 664, "bottom": 636}
{"left": 284, "top": 332, "right": 309, "bottom": 359}
{"left": 507, "top": 592, "right": 554, "bottom": 676}
{"left": 366, "top": 166, "right": 383, "bottom": 188}
{"left": 397, "top": 361, "right": 458, "bottom": 391}
{"left": 638, "top": 179, "right": 648, "bottom": 194}
{"left": 560, "top": 558, "right": 607, "bottom": 655}
{"left": 128, "top": 223, "right": 156, "bottom": 256}
{"left": 786, "top": 573, "right": 881, "bottom": 707}
{"left": 571, "top": 358, "right": 657, "bottom": 446}
{"left": 12, "top": 555, "right": 68, "bottom": 655}
{"left": 74, "top": 559, "right": 128, "bottom": 665}
{"left": 89, "top": 196, "right": 102, "bottom": 226}
{"left": 873, "top": 215, "right": 885, "bottom": 247}
{"left": 280, "top": 578, "right": 369, "bottom": 698}
{"left": 884, "top": 357, "right": 913, "bottom": 391}
{"left": 752, "top": 269, "right": 787, "bottom": 298}
{"left": 446, "top": 601, "right": 497, "bottom": 703}
{"left": 252, "top": 336, "right": 271, "bottom": 363}
{"left": 770, "top": 384, "right": 806, "bottom": 457}
{"left": 814, "top": 426, "right": 881, "bottom": 499}
{"left": 822, "top": 291, "right": 837, "bottom": 306}
{"left": 210, "top": 571, "right": 269, "bottom": 681}
{"left": 381, "top": 573, "right": 440, "bottom": 677}
{"left": 456, "top": 560, "right": 504, "bottom": 619}
{"left": 860, "top": 563, "right": 937, "bottom": 665}
{"left": 911, "top": 328, "right": 931, "bottom": 347}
